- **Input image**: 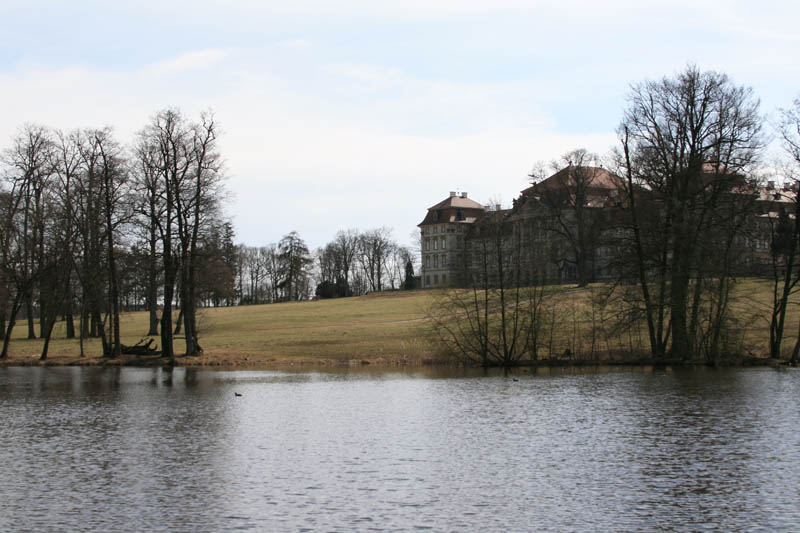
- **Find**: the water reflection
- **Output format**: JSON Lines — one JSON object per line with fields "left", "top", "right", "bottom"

{"left": 0, "top": 366, "right": 798, "bottom": 531}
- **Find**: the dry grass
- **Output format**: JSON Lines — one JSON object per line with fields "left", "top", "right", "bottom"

{"left": 428, "top": 279, "right": 800, "bottom": 363}
{"left": 1, "top": 279, "right": 795, "bottom": 368}
{"left": 0, "top": 290, "right": 438, "bottom": 367}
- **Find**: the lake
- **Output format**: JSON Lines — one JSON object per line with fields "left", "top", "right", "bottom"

{"left": 1, "top": 366, "right": 798, "bottom": 531}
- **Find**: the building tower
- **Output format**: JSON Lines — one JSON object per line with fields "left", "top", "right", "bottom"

{"left": 417, "top": 191, "right": 485, "bottom": 288}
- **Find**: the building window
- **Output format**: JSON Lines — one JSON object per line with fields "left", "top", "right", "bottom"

{"left": 434, "top": 255, "right": 439, "bottom": 268}
{"left": 434, "top": 239, "right": 438, "bottom": 250}
{"left": 426, "top": 275, "right": 430, "bottom": 286}
{"left": 441, "top": 237, "right": 446, "bottom": 249}
{"left": 442, "top": 274, "right": 446, "bottom": 285}
{"left": 425, "top": 238, "right": 429, "bottom": 251}
{"left": 434, "top": 274, "right": 439, "bottom": 285}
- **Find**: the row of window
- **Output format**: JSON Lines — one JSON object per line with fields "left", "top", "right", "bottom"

{"left": 421, "top": 225, "right": 447, "bottom": 235}
{"left": 424, "top": 254, "right": 448, "bottom": 269}
{"left": 425, "top": 274, "right": 446, "bottom": 286}
{"left": 421, "top": 224, "right": 465, "bottom": 236}
{"left": 424, "top": 236, "right": 447, "bottom": 251}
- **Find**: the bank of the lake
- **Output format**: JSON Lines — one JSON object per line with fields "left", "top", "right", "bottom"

{"left": 0, "top": 280, "right": 797, "bottom": 368}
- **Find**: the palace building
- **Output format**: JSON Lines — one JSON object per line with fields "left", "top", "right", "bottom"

{"left": 418, "top": 166, "right": 795, "bottom": 289}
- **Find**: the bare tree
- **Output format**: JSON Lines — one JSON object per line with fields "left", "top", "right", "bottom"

{"left": 332, "top": 229, "right": 359, "bottom": 293}
{"left": 52, "top": 130, "right": 81, "bottom": 339}
{"left": 617, "top": 65, "right": 763, "bottom": 361}
{"left": 132, "top": 135, "right": 164, "bottom": 336}
{"left": 136, "top": 108, "right": 226, "bottom": 358}
{"left": 72, "top": 128, "right": 131, "bottom": 358}
{"left": 137, "top": 109, "right": 192, "bottom": 360}
{"left": 236, "top": 244, "right": 280, "bottom": 304}
{"left": 0, "top": 181, "right": 31, "bottom": 357}
{"left": 528, "top": 149, "right": 610, "bottom": 286}
{"left": 777, "top": 97, "right": 800, "bottom": 366}
{"left": 178, "top": 112, "right": 224, "bottom": 355}
{"left": 96, "top": 128, "right": 129, "bottom": 358}
{"left": 358, "top": 227, "right": 396, "bottom": 292}
{"left": 430, "top": 208, "right": 530, "bottom": 368}
{"left": 0, "top": 125, "right": 55, "bottom": 357}
{"left": 39, "top": 130, "right": 86, "bottom": 360}
{"left": 264, "top": 243, "right": 281, "bottom": 303}
{"left": 315, "top": 241, "right": 351, "bottom": 298}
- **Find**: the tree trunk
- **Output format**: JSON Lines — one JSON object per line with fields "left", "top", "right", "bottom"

{"left": 39, "top": 313, "right": 58, "bottom": 361}
{"left": 174, "top": 308, "right": 183, "bottom": 335}
{"left": 161, "top": 178, "right": 175, "bottom": 360}
{"left": 1, "top": 294, "right": 23, "bottom": 359}
{"left": 669, "top": 214, "right": 692, "bottom": 361}
{"left": 65, "top": 286, "right": 75, "bottom": 339}
{"left": 789, "top": 320, "right": 800, "bottom": 367}
{"left": 25, "top": 295, "right": 35, "bottom": 339}
{"left": 104, "top": 183, "right": 121, "bottom": 358}
{"left": 98, "top": 316, "right": 109, "bottom": 357}
{"left": 147, "top": 214, "right": 159, "bottom": 336}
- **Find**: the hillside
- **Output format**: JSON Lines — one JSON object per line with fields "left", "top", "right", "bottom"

{"left": 0, "top": 291, "right": 437, "bottom": 367}
{"left": 0, "top": 280, "right": 795, "bottom": 367}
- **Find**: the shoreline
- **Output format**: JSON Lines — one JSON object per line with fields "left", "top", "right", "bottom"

{"left": 0, "top": 353, "right": 787, "bottom": 370}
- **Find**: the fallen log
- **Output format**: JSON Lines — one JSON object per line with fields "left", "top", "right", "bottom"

{"left": 121, "top": 338, "right": 161, "bottom": 356}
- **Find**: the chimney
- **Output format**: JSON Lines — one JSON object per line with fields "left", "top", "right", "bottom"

{"left": 450, "top": 191, "right": 457, "bottom": 198}
{"left": 461, "top": 192, "right": 468, "bottom": 198}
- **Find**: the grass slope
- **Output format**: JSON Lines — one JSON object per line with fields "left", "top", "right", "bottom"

{"left": 0, "top": 279, "right": 794, "bottom": 367}
{"left": 0, "top": 291, "right": 437, "bottom": 367}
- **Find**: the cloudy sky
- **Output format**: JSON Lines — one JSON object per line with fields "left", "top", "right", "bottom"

{"left": 1, "top": 0, "right": 798, "bottom": 250}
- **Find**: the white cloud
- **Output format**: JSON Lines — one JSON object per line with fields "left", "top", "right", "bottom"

{"left": 145, "top": 49, "right": 228, "bottom": 76}
{"left": 218, "top": 71, "right": 618, "bottom": 247}
{"left": 0, "top": 60, "right": 536, "bottom": 248}
{"left": 2, "top": 0, "right": 800, "bottom": 250}
{"left": 323, "top": 62, "right": 406, "bottom": 87}
{"left": 277, "top": 39, "right": 313, "bottom": 51}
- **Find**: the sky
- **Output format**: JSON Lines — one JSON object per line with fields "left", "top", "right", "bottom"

{"left": 1, "top": 0, "right": 798, "bottom": 251}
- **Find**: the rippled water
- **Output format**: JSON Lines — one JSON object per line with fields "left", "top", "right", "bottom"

{"left": 1, "top": 366, "right": 798, "bottom": 532}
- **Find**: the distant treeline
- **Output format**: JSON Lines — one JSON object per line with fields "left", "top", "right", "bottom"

{"left": 0, "top": 108, "right": 421, "bottom": 361}
{"left": 235, "top": 228, "right": 416, "bottom": 305}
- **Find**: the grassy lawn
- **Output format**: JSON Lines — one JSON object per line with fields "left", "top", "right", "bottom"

{"left": 1, "top": 279, "right": 795, "bottom": 367}
{"left": 521, "top": 279, "right": 798, "bottom": 361}
{"left": 0, "top": 290, "right": 439, "bottom": 367}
